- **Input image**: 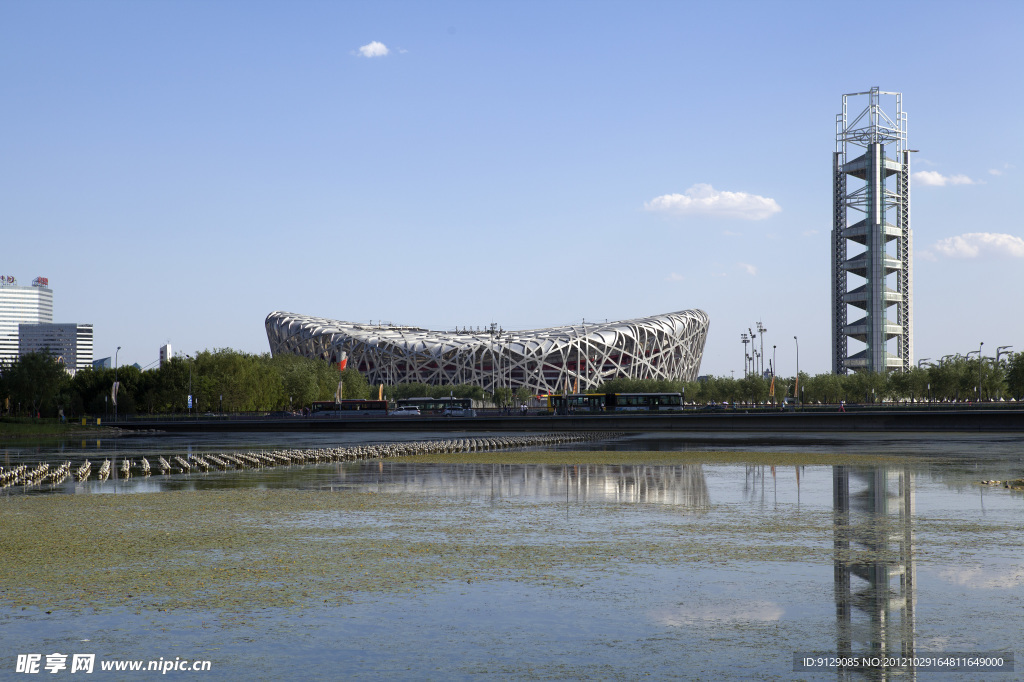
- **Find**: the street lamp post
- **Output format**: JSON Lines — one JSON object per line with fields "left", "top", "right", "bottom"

{"left": 772, "top": 344, "right": 777, "bottom": 406}
{"left": 793, "top": 336, "right": 799, "bottom": 403}
{"left": 965, "top": 349, "right": 979, "bottom": 404}
{"left": 114, "top": 346, "right": 121, "bottom": 422}
{"left": 185, "top": 354, "right": 193, "bottom": 418}
{"left": 978, "top": 341, "right": 984, "bottom": 402}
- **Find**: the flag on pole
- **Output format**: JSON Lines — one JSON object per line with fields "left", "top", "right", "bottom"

{"left": 378, "top": 384, "right": 383, "bottom": 401}
{"left": 335, "top": 381, "right": 344, "bottom": 402}
{"left": 111, "top": 381, "right": 120, "bottom": 406}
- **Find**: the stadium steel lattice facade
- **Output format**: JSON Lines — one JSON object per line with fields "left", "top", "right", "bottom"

{"left": 266, "top": 310, "right": 710, "bottom": 394}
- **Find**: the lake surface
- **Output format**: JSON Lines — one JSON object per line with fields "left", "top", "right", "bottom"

{"left": 1, "top": 431, "right": 1021, "bottom": 680}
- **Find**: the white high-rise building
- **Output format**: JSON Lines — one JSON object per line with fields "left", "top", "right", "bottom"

{"left": 159, "top": 343, "right": 173, "bottom": 367}
{"left": 0, "top": 276, "right": 53, "bottom": 366}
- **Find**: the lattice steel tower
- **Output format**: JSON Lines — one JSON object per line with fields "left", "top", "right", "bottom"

{"left": 832, "top": 88, "right": 913, "bottom": 374}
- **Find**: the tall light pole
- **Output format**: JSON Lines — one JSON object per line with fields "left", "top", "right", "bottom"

{"left": 741, "top": 333, "right": 750, "bottom": 377}
{"left": 772, "top": 344, "right": 777, "bottom": 406}
{"left": 757, "top": 321, "right": 767, "bottom": 377}
{"left": 114, "top": 346, "right": 121, "bottom": 422}
{"left": 793, "top": 336, "right": 800, "bottom": 403}
{"left": 748, "top": 327, "right": 757, "bottom": 377}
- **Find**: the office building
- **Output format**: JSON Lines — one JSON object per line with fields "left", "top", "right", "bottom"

{"left": 19, "top": 323, "right": 94, "bottom": 372}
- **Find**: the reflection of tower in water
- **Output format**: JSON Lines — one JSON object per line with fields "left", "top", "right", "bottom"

{"left": 833, "top": 466, "right": 916, "bottom": 668}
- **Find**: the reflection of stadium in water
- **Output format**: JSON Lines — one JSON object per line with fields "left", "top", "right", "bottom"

{"left": 333, "top": 463, "right": 710, "bottom": 508}
{"left": 833, "top": 466, "right": 916, "bottom": 671}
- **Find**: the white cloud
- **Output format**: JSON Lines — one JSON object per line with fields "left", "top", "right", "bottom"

{"left": 913, "top": 170, "right": 977, "bottom": 186}
{"left": 652, "top": 600, "right": 783, "bottom": 627}
{"left": 665, "top": 273, "right": 685, "bottom": 282}
{"left": 738, "top": 263, "right": 757, "bottom": 276}
{"left": 645, "top": 183, "right": 781, "bottom": 220}
{"left": 357, "top": 41, "right": 389, "bottom": 58}
{"left": 940, "top": 566, "right": 1024, "bottom": 589}
{"left": 932, "top": 232, "right": 1024, "bottom": 258}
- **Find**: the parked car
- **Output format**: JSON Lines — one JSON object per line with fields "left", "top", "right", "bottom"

{"left": 390, "top": 406, "right": 421, "bottom": 417}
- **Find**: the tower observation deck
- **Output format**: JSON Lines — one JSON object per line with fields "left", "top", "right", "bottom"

{"left": 832, "top": 88, "right": 913, "bottom": 374}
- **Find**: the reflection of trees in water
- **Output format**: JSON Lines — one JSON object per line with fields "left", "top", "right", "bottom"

{"left": 343, "top": 463, "right": 710, "bottom": 508}
{"left": 834, "top": 465, "right": 916, "bottom": 674}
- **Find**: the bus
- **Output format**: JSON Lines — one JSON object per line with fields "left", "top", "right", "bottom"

{"left": 547, "top": 392, "right": 684, "bottom": 414}
{"left": 310, "top": 400, "right": 389, "bottom": 417}
{"left": 606, "top": 393, "right": 684, "bottom": 412}
{"left": 395, "top": 397, "right": 475, "bottom": 416}
{"left": 547, "top": 393, "right": 607, "bottom": 414}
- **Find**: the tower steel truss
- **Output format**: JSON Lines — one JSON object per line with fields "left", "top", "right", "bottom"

{"left": 832, "top": 88, "right": 913, "bottom": 374}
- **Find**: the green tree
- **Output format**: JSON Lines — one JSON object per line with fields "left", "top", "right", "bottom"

{"left": 0, "top": 352, "right": 70, "bottom": 417}
{"left": 490, "top": 387, "right": 513, "bottom": 408}
{"left": 514, "top": 386, "right": 534, "bottom": 405}
{"left": 338, "top": 367, "right": 371, "bottom": 402}
{"left": 1006, "top": 352, "right": 1024, "bottom": 401}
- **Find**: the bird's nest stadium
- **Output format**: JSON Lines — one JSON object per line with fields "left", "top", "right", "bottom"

{"left": 266, "top": 310, "right": 709, "bottom": 394}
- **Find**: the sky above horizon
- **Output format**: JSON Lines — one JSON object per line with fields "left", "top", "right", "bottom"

{"left": 3, "top": 0, "right": 1022, "bottom": 378}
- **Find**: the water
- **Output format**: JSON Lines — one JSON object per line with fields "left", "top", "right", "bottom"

{"left": 1, "top": 431, "right": 1022, "bottom": 679}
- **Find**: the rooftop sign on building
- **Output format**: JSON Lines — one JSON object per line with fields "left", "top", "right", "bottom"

{"left": 1, "top": 276, "right": 16, "bottom": 286}
{"left": 32, "top": 277, "right": 49, "bottom": 287}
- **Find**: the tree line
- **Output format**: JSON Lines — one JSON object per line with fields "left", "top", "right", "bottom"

{"left": 2, "top": 348, "right": 1022, "bottom": 419}
{"left": 0, "top": 349, "right": 367, "bottom": 418}
{"left": 598, "top": 352, "right": 1024, "bottom": 405}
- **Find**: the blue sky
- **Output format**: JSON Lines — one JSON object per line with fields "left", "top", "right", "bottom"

{"left": 2, "top": 0, "right": 1021, "bottom": 377}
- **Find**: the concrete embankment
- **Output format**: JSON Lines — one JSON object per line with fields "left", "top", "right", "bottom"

{"left": 114, "top": 408, "right": 1024, "bottom": 433}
